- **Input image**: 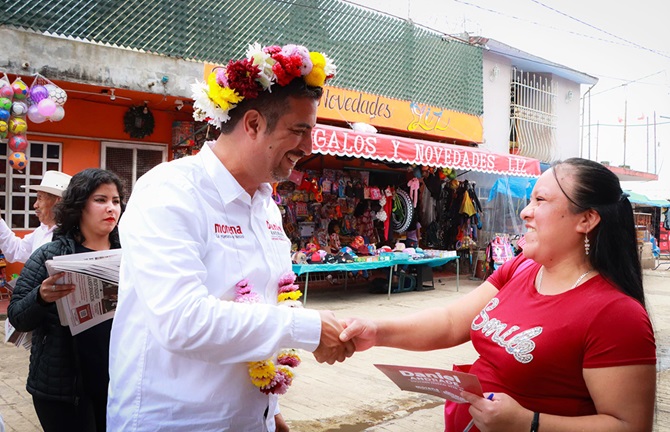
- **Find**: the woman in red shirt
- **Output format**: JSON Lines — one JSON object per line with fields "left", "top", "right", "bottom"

{"left": 341, "top": 158, "right": 656, "bottom": 432}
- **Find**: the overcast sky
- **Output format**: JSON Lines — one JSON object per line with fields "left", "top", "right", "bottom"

{"left": 345, "top": 0, "right": 670, "bottom": 188}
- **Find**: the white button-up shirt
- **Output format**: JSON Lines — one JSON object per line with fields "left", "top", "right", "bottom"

{"left": 108, "top": 143, "right": 321, "bottom": 431}
{"left": 0, "top": 220, "right": 56, "bottom": 263}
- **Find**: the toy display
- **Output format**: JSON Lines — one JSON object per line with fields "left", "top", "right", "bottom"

{"left": 1, "top": 72, "right": 69, "bottom": 171}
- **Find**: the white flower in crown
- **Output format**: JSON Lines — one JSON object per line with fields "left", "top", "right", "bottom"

{"left": 246, "top": 42, "right": 276, "bottom": 91}
{"left": 191, "top": 81, "right": 230, "bottom": 127}
{"left": 323, "top": 54, "right": 337, "bottom": 78}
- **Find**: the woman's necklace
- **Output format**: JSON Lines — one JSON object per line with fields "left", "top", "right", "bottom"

{"left": 536, "top": 267, "right": 593, "bottom": 294}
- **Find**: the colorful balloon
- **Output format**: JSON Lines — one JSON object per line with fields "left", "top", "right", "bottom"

{"left": 27, "top": 105, "right": 47, "bottom": 124}
{"left": 29, "top": 85, "right": 49, "bottom": 103}
{"left": 11, "top": 101, "right": 29, "bottom": 117}
{"left": 8, "top": 135, "right": 28, "bottom": 152}
{"left": 9, "top": 117, "right": 27, "bottom": 134}
{"left": 49, "top": 105, "right": 65, "bottom": 122}
{"left": 11, "top": 78, "right": 29, "bottom": 100}
{"left": 9, "top": 152, "right": 27, "bottom": 171}
{"left": 37, "top": 98, "right": 57, "bottom": 117}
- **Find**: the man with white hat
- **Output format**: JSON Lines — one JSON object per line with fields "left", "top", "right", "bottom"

{"left": 0, "top": 170, "right": 72, "bottom": 263}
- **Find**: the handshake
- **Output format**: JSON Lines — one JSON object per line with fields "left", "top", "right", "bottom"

{"left": 312, "top": 310, "right": 374, "bottom": 364}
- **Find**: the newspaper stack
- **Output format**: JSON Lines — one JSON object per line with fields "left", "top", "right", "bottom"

{"left": 4, "top": 319, "right": 32, "bottom": 349}
{"left": 46, "top": 249, "right": 122, "bottom": 336}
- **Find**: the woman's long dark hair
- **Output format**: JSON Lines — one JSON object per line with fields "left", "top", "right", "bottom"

{"left": 553, "top": 158, "right": 644, "bottom": 308}
{"left": 54, "top": 168, "right": 126, "bottom": 246}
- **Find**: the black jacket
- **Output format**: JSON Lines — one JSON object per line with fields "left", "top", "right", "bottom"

{"left": 7, "top": 233, "right": 120, "bottom": 403}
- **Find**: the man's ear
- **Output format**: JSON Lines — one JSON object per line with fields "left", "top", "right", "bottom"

{"left": 242, "top": 109, "right": 265, "bottom": 139}
{"left": 577, "top": 208, "right": 601, "bottom": 234}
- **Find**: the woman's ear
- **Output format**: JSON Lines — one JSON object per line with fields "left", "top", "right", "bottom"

{"left": 577, "top": 208, "right": 601, "bottom": 234}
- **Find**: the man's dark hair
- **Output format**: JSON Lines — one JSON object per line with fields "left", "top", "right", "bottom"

{"left": 219, "top": 78, "right": 323, "bottom": 134}
{"left": 54, "top": 168, "right": 126, "bottom": 245}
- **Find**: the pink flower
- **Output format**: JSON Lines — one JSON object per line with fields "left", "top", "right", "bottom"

{"left": 260, "top": 369, "right": 293, "bottom": 395}
{"left": 278, "top": 272, "right": 297, "bottom": 287}
{"left": 278, "top": 283, "right": 298, "bottom": 294}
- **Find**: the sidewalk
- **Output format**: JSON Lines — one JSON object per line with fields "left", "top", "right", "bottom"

{"left": 2, "top": 270, "right": 670, "bottom": 431}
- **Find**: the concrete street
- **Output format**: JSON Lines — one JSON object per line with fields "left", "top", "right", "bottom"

{"left": 1, "top": 268, "right": 670, "bottom": 431}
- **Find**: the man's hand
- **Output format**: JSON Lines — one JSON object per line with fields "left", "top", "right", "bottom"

{"left": 312, "top": 310, "right": 355, "bottom": 364}
{"left": 339, "top": 317, "right": 378, "bottom": 352}
{"left": 274, "top": 413, "right": 289, "bottom": 432}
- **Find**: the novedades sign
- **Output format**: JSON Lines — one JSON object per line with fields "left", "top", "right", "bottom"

{"left": 317, "top": 86, "right": 483, "bottom": 143}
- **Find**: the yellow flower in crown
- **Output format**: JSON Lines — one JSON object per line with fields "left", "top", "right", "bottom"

{"left": 207, "top": 71, "right": 243, "bottom": 112}
{"left": 192, "top": 42, "right": 337, "bottom": 128}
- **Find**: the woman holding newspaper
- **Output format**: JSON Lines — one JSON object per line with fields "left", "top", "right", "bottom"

{"left": 341, "top": 158, "right": 656, "bottom": 432}
{"left": 8, "top": 168, "right": 124, "bottom": 432}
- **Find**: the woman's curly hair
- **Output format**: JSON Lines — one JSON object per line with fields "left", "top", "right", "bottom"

{"left": 54, "top": 168, "right": 126, "bottom": 245}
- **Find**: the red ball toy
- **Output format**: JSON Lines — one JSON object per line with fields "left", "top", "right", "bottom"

{"left": 9, "top": 135, "right": 28, "bottom": 152}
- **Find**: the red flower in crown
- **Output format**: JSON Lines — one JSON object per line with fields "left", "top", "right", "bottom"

{"left": 263, "top": 45, "right": 282, "bottom": 55}
{"left": 226, "top": 58, "right": 262, "bottom": 99}
{"left": 271, "top": 54, "right": 303, "bottom": 86}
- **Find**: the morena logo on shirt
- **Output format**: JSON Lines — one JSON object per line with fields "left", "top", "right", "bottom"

{"left": 214, "top": 223, "right": 244, "bottom": 239}
{"left": 267, "top": 220, "right": 287, "bottom": 242}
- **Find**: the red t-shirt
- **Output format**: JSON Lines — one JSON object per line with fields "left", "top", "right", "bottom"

{"left": 445, "top": 254, "right": 656, "bottom": 432}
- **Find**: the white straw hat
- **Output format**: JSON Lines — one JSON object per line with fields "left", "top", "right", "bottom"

{"left": 22, "top": 171, "right": 72, "bottom": 197}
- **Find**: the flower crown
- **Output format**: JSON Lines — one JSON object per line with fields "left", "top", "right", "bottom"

{"left": 192, "top": 43, "right": 336, "bottom": 128}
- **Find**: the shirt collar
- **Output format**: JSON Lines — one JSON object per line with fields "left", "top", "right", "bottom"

{"left": 199, "top": 141, "right": 273, "bottom": 205}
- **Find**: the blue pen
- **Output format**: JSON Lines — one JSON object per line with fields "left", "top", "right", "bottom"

{"left": 462, "top": 393, "right": 494, "bottom": 432}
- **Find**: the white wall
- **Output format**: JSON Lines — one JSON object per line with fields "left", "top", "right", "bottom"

{"left": 480, "top": 53, "right": 513, "bottom": 155}
{"left": 552, "top": 75, "right": 582, "bottom": 160}
{"left": 480, "top": 51, "right": 585, "bottom": 163}
{"left": 0, "top": 28, "right": 202, "bottom": 98}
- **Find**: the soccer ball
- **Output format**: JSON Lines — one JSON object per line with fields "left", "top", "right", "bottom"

{"left": 45, "top": 84, "right": 68, "bottom": 105}
{"left": 9, "top": 135, "right": 28, "bottom": 152}
{"left": 9, "top": 152, "right": 27, "bottom": 171}
{"left": 8, "top": 117, "right": 27, "bottom": 134}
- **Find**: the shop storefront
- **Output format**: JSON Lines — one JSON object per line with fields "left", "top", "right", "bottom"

{"left": 277, "top": 86, "right": 541, "bottom": 284}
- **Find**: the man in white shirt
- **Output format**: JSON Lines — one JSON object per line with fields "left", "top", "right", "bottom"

{"left": 108, "top": 44, "right": 352, "bottom": 431}
{"left": 0, "top": 170, "right": 72, "bottom": 262}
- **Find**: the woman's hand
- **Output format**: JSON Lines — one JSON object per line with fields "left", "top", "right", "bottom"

{"left": 461, "top": 391, "right": 532, "bottom": 432}
{"left": 339, "top": 317, "right": 379, "bottom": 352}
{"left": 39, "top": 272, "right": 76, "bottom": 303}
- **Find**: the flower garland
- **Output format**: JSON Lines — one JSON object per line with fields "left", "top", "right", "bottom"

{"left": 234, "top": 272, "right": 303, "bottom": 395}
{"left": 192, "top": 43, "right": 337, "bottom": 128}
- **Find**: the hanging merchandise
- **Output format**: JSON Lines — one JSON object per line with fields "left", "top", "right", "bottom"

{"left": 5, "top": 76, "right": 28, "bottom": 171}
{"left": 391, "top": 188, "right": 414, "bottom": 233}
{"left": 29, "top": 73, "right": 68, "bottom": 123}
{"left": 487, "top": 235, "right": 514, "bottom": 270}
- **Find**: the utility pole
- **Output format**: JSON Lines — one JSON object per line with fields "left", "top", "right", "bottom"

{"left": 623, "top": 97, "right": 628, "bottom": 166}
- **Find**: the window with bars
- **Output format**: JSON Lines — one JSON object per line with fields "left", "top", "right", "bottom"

{"left": 1, "top": 140, "right": 63, "bottom": 229}
{"left": 509, "top": 68, "right": 557, "bottom": 163}
{"left": 101, "top": 142, "right": 166, "bottom": 195}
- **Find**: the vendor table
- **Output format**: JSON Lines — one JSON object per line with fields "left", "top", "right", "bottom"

{"left": 292, "top": 256, "right": 459, "bottom": 303}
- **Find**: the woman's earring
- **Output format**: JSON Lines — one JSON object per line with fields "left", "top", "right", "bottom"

{"left": 584, "top": 234, "right": 590, "bottom": 256}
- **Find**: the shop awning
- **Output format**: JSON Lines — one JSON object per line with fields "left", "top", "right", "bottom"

{"left": 312, "top": 124, "right": 541, "bottom": 177}
{"left": 625, "top": 190, "right": 670, "bottom": 208}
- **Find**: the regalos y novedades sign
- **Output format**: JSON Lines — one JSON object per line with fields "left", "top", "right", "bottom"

{"left": 311, "top": 124, "right": 541, "bottom": 178}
